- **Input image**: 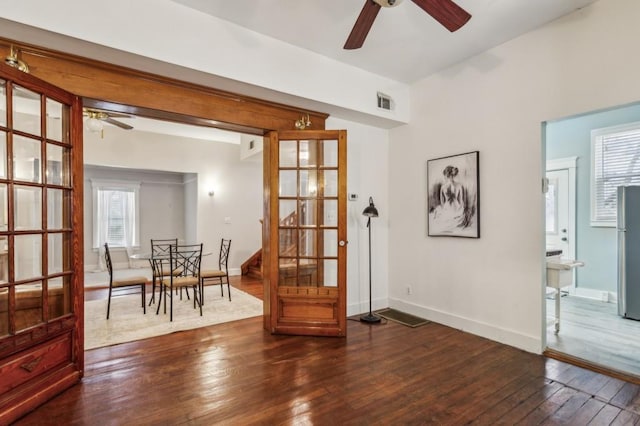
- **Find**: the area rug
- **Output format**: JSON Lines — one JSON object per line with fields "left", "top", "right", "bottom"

{"left": 85, "top": 288, "right": 263, "bottom": 349}
{"left": 375, "top": 308, "right": 430, "bottom": 328}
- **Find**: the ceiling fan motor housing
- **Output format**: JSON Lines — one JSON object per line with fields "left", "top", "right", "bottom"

{"left": 373, "top": 0, "right": 403, "bottom": 7}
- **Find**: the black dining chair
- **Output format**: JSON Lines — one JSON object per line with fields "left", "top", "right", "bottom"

{"left": 200, "top": 239, "right": 232, "bottom": 303}
{"left": 104, "top": 242, "right": 147, "bottom": 320}
{"left": 149, "top": 238, "right": 181, "bottom": 305}
{"left": 155, "top": 243, "right": 203, "bottom": 321}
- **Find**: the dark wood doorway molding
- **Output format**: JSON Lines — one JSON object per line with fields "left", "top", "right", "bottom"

{"left": 0, "top": 36, "right": 332, "bottom": 423}
{"left": 0, "top": 38, "right": 328, "bottom": 133}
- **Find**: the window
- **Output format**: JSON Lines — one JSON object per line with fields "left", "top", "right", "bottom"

{"left": 591, "top": 122, "right": 640, "bottom": 226}
{"left": 91, "top": 180, "right": 140, "bottom": 248}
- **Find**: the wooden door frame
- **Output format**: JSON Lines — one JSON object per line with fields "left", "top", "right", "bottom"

{"left": 263, "top": 130, "right": 347, "bottom": 336}
{"left": 0, "top": 62, "right": 84, "bottom": 425}
{"left": 0, "top": 38, "right": 328, "bottom": 133}
{"left": 0, "top": 38, "right": 331, "bottom": 333}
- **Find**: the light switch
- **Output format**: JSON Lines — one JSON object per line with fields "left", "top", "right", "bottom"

{"left": 224, "top": 217, "right": 232, "bottom": 224}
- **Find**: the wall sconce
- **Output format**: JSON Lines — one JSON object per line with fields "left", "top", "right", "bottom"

{"left": 295, "top": 113, "right": 312, "bottom": 130}
{"left": 4, "top": 45, "right": 29, "bottom": 73}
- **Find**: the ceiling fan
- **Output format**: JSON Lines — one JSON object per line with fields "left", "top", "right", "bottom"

{"left": 83, "top": 108, "right": 134, "bottom": 132}
{"left": 344, "top": 0, "right": 472, "bottom": 50}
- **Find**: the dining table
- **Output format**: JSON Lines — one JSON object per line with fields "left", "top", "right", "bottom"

{"left": 129, "top": 250, "right": 212, "bottom": 305}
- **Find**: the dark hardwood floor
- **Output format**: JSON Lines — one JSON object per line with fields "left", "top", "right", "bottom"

{"left": 13, "top": 276, "right": 640, "bottom": 425}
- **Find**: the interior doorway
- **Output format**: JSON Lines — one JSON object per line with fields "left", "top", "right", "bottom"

{"left": 545, "top": 157, "right": 577, "bottom": 276}
{"left": 543, "top": 118, "right": 640, "bottom": 382}
{"left": 80, "top": 106, "right": 265, "bottom": 349}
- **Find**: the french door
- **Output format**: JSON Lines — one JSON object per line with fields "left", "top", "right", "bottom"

{"left": 0, "top": 63, "right": 83, "bottom": 424}
{"left": 264, "top": 130, "right": 347, "bottom": 337}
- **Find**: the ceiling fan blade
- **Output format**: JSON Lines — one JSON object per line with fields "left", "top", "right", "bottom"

{"left": 104, "top": 117, "right": 133, "bottom": 130}
{"left": 104, "top": 112, "right": 132, "bottom": 119}
{"left": 411, "top": 0, "right": 471, "bottom": 32}
{"left": 344, "top": 0, "right": 382, "bottom": 50}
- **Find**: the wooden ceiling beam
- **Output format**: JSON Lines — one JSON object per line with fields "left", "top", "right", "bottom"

{"left": 0, "top": 38, "right": 327, "bottom": 134}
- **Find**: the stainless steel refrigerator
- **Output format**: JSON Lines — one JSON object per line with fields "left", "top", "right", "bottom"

{"left": 618, "top": 185, "right": 640, "bottom": 320}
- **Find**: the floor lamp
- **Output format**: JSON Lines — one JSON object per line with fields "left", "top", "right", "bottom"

{"left": 361, "top": 196, "right": 381, "bottom": 324}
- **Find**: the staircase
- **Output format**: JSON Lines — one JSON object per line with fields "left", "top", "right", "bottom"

{"left": 241, "top": 210, "right": 299, "bottom": 281}
{"left": 241, "top": 249, "right": 263, "bottom": 279}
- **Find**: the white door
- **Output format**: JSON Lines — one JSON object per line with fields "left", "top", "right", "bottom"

{"left": 546, "top": 169, "right": 570, "bottom": 256}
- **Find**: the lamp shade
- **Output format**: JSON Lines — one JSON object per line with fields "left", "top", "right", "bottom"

{"left": 362, "top": 196, "right": 379, "bottom": 217}
{"left": 86, "top": 117, "right": 104, "bottom": 133}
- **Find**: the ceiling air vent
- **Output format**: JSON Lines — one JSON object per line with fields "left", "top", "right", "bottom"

{"left": 377, "top": 92, "right": 392, "bottom": 111}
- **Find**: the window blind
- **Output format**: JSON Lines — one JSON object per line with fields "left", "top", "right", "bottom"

{"left": 592, "top": 126, "right": 640, "bottom": 223}
{"left": 91, "top": 179, "right": 140, "bottom": 249}
{"left": 106, "top": 190, "right": 126, "bottom": 246}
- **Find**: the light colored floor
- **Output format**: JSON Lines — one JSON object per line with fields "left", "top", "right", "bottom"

{"left": 84, "top": 267, "right": 153, "bottom": 288}
{"left": 546, "top": 294, "right": 640, "bottom": 377}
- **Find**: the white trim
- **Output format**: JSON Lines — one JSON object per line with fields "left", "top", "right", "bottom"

{"left": 590, "top": 121, "right": 640, "bottom": 227}
{"left": 86, "top": 265, "right": 245, "bottom": 275}
{"left": 542, "top": 154, "right": 579, "bottom": 350}
{"left": 90, "top": 178, "right": 141, "bottom": 191}
{"left": 347, "top": 296, "right": 388, "bottom": 317}
{"left": 572, "top": 287, "right": 611, "bottom": 302}
{"left": 546, "top": 156, "right": 577, "bottom": 171}
{"left": 390, "top": 298, "right": 543, "bottom": 354}
{"left": 91, "top": 179, "right": 141, "bottom": 249}
{"left": 546, "top": 157, "right": 577, "bottom": 265}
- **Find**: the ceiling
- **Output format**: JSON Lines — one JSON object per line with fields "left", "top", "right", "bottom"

{"left": 90, "top": 115, "right": 243, "bottom": 144}
{"left": 173, "top": 0, "right": 599, "bottom": 84}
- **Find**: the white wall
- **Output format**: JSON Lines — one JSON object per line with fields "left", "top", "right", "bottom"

{"left": 388, "top": 0, "right": 640, "bottom": 353}
{"left": 7, "top": 0, "right": 635, "bottom": 354}
{"left": 326, "top": 117, "right": 390, "bottom": 316}
{"left": 0, "top": 0, "right": 409, "bottom": 128}
{"left": 85, "top": 119, "right": 388, "bottom": 316}
{"left": 83, "top": 165, "right": 189, "bottom": 270}
{"left": 84, "top": 128, "right": 263, "bottom": 274}
{"left": 183, "top": 173, "right": 198, "bottom": 245}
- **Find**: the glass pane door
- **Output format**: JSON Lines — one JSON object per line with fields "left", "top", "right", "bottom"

{"left": 0, "top": 78, "right": 74, "bottom": 338}
{"left": 278, "top": 138, "right": 339, "bottom": 287}
{"left": 268, "top": 130, "right": 347, "bottom": 337}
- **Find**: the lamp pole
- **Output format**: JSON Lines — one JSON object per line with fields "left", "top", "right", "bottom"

{"left": 361, "top": 197, "right": 381, "bottom": 323}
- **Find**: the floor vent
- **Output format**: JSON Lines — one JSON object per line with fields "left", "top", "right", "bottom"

{"left": 375, "top": 308, "right": 429, "bottom": 327}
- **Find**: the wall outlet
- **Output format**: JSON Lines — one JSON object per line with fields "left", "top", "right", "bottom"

{"left": 406, "top": 285, "right": 412, "bottom": 295}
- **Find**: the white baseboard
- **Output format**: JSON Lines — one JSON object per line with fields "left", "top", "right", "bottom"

{"left": 571, "top": 287, "right": 616, "bottom": 303}
{"left": 85, "top": 264, "right": 99, "bottom": 272}
{"left": 389, "top": 297, "right": 543, "bottom": 354}
{"left": 85, "top": 261, "right": 147, "bottom": 272}
{"left": 85, "top": 265, "right": 243, "bottom": 276}
{"left": 347, "top": 297, "right": 388, "bottom": 317}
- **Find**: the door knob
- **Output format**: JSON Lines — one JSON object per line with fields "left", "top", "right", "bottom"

{"left": 339, "top": 240, "right": 347, "bottom": 247}
{"left": 561, "top": 228, "right": 567, "bottom": 233}
{"left": 561, "top": 237, "right": 567, "bottom": 242}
